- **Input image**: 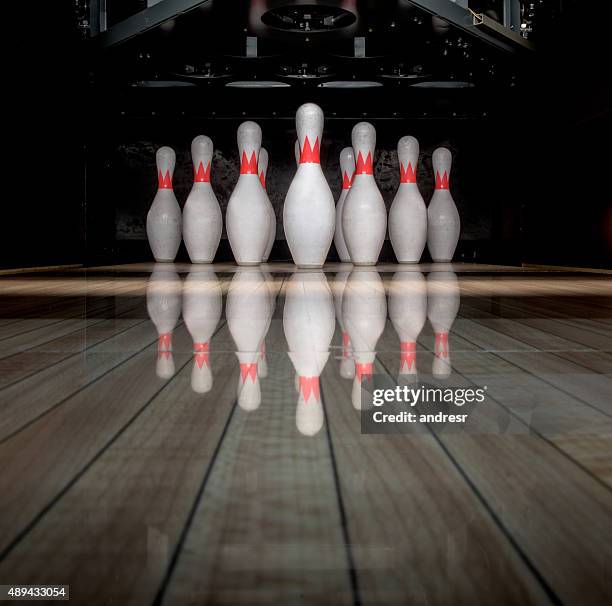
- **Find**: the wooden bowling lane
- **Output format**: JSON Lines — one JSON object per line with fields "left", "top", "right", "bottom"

{"left": 0, "top": 264, "right": 610, "bottom": 606}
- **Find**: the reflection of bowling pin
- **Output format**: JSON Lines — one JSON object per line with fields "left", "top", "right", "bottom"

{"left": 342, "top": 123, "right": 387, "bottom": 266}
{"left": 284, "top": 103, "right": 335, "bottom": 268}
{"left": 283, "top": 272, "right": 335, "bottom": 436}
{"left": 226, "top": 269, "right": 272, "bottom": 409}
{"left": 388, "top": 271, "right": 426, "bottom": 381}
{"left": 182, "top": 267, "right": 222, "bottom": 393}
{"left": 259, "top": 148, "right": 276, "bottom": 263}
{"left": 226, "top": 122, "right": 269, "bottom": 265}
{"left": 427, "top": 147, "right": 460, "bottom": 262}
{"left": 183, "top": 136, "right": 222, "bottom": 264}
{"left": 427, "top": 270, "right": 460, "bottom": 378}
{"left": 389, "top": 136, "right": 427, "bottom": 263}
{"left": 342, "top": 269, "right": 386, "bottom": 409}
{"left": 147, "top": 147, "right": 182, "bottom": 262}
{"left": 334, "top": 147, "right": 355, "bottom": 263}
{"left": 332, "top": 270, "right": 355, "bottom": 379}
{"left": 146, "top": 264, "right": 182, "bottom": 379}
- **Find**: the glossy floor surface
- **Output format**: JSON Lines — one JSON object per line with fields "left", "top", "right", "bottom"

{"left": 0, "top": 263, "right": 611, "bottom": 605}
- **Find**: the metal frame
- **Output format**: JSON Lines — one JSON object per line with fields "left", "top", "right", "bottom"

{"left": 404, "top": 0, "right": 533, "bottom": 53}
{"left": 93, "top": 0, "right": 212, "bottom": 47}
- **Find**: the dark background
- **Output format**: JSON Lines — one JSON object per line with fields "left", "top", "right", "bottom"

{"left": 7, "top": 0, "right": 611, "bottom": 270}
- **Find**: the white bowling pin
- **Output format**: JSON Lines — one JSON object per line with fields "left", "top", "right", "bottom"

{"left": 332, "top": 269, "right": 355, "bottom": 379}
{"left": 342, "top": 269, "right": 387, "bottom": 409}
{"left": 226, "top": 268, "right": 272, "bottom": 410}
{"left": 182, "top": 136, "right": 222, "bottom": 264}
{"left": 388, "top": 271, "right": 427, "bottom": 380}
{"left": 226, "top": 122, "right": 270, "bottom": 265}
{"left": 259, "top": 148, "right": 276, "bottom": 262}
{"left": 334, "top": 147, "right": 355, "bottom": 263}
{"left": 146, "top": 264, "right": 182, "bottom": 379}
{"left": 283, "top": 272, "right": 335, "bottom": 436}
{"left": 182, "top": 267, "right": 222, "bottom": 393}
{"left": 284, "top": 103, "right": 335, "bottom": 268}
{"left": 427, "top": 147, "right": 460, "bottom": 262}
{"left": 342, "top": 123, "right": 387, "bottom": 266}
{"left": 427, "top": 270, "right": 460, "bottom": 378}
{"left": 146, "top": 147, "right": 182, "bottom": 262}
{"left": 389, "top": 136, "right": 427, "bottom": 263}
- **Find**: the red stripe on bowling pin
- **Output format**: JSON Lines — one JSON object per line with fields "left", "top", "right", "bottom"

{"left": 299, "top": 376, "right": 320, "bottom": 402}
{"left": 434, "top": 332, "right": 449, "bottom": 358}
{"left": 354, "top": 151, "right": 373, "bottom": 175}
{"left": 435, "top": 171, "right": 449, "bottom": 190}
{"left": 194, "top": 342, "right": 210, "bottom": 368}
{"left": 240, "top": 151, "right": 258, "bottom": 174}
{"left": 158, "top": 170, "right": 173, "bottom": 189}
{"left": 300, "top": 136, "right": 320, "bottom": 164}
{"left": 240, "top": 363, "right": 258, "bottom": 383}
{"left": 194, "top": 161, "right": 211, "bottom": 183}
{"left": 400, "top": 162, "right": 417, "bottom": 184}
{"left": 400, "top": 341, "right": 417, "bottom": 370}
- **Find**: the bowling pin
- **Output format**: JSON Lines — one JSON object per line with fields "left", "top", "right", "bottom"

{"left": 427, "top": 147, "right": 460, "bottom": 262}
{"left": 147, "top": 146, "right": 182, "bottom": 262}
{"left": 182, "top": 136, "right": 222, "bottom": 264}
{"left": 427, "top": 270, "right": 460, "bottom": 378}
{"left": 342, "top": 269, "right": 387, "bottom": 409}
{"left": 182, "top": 267, "right": 222, "bottom": 393}
{"left": 332, "top": 269, "right": 355, "bottom": 379}
{"left": 226, "top": 122, "right": 270, "bottom": 265}
{"left": 389, "top": 136, "right": 427, "bottom": 263}
{"left": 226, "top": 268, "right": 272, "bottom": 410}
{"left": 283, "top": 271, "right": 335, "bottom": 436}
{"left": 334, "top": 147, "right": 355, "bottom": 263}
{"left": 259, "top": 147, "right": 277, "bottom": 262}
{"left": 342, "top": 123, "right": 387, "bottom": 266}
{"left": 284, "top": 103, "right": 335, "bottom": 268}
{"left": 146, "top": 264, "right": 182, "bottom": 379}
{"left": 388, "top": 271, "right": 427, "bottom": 381}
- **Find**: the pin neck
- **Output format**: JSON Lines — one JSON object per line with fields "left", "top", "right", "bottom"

{"left": 354, "top": 151, "right": 374, "bottom": 175}
{"left": 194, "top": 161, "right": 211, "bottom": 183}
{"left": 342, "top": 171, "right": 353, "bottom": 190}
{"left": 435, "top": 170, "right": 449, "bottom": 190}
{"left": 157, "top": 170, "right": 173, "bottom": 190}
{"left": 400, "top": 162, "right": 417, "bottom": 184}
{"left": 299, "top": 135, "right": 321, "bottom": 164}
{"left": 240, "top": 150, "right": 258, "bottom": 175}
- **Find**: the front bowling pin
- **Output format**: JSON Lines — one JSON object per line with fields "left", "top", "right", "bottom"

{"left": 427, "top": 147, "right": 460, "bottom": 262}
{"left": 284, "top": 103, "right": 335, "bottom": 268}
{"left": 259, "top": 148, "right": 277, "bottom": 262}
{"left": 283, "top": 272, "right": 335, "bottom": 436}
{"left": 182, "top": 267, "right": 222, "bottom": 393}
{"left": 182, "top": 136, "right": 223, "bottom": 264}
{"left": 342, "top": 269, "right": 387, "bottom": 409}
{"left": 226, "top": 122, "right": 270, "bottom": 265}
{"left": 427, "top": 270, "right": 460, "bottom": 378}
{"left": 334, "top": 147, "right": 355, "bottom": 263}
{"left": 146, "top": 264, "right": 182, "bottom": 379}
{"left": 388, "top": 271, "right": 427, "bottom": 381}
{"left": 226, "top": 268, "right": 272, "bottom": 410}
{"left": 389, "top": 136, "right": 427, "bottom": 263}
{"left": 147, "top": 146, "right": 182, "bottom": 262}
{"left": 342, "top": 123, "right": 387, "bottom": 266}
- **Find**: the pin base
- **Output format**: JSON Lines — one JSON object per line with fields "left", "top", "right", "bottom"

{"left": 352, "top": 261, "right": 378, "bottom": 266}
{"left": 295, "top": 264, "right": 324, "bottom": 269}
{"left": 236, "top": 261, "right": 262, "bottom": 266}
